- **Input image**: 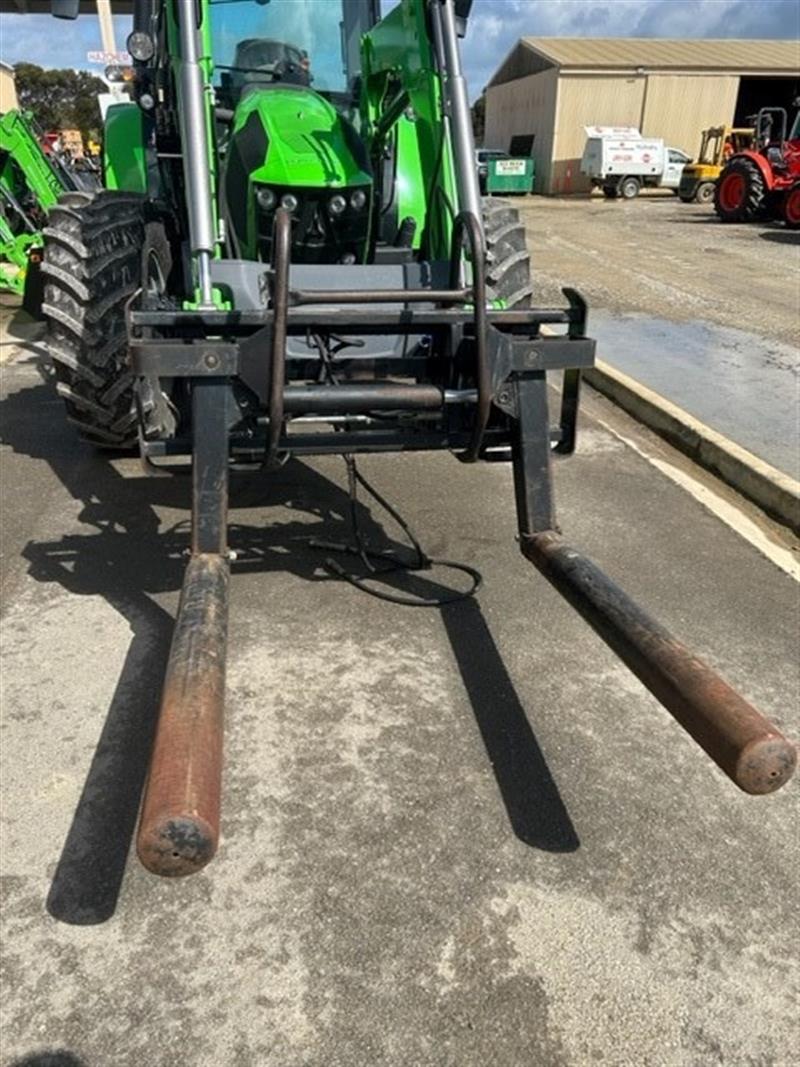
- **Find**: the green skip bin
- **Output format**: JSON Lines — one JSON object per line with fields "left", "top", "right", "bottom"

{"left": 487, "top": 156, "right": 535, "bottom": 195}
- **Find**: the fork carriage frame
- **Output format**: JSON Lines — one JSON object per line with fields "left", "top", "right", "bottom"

{"left": 130, "top": 209, "right": 795, "bottom": 878}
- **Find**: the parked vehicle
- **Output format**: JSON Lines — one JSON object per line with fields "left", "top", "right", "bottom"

{"left": 580, "top": 126, "right": 690, "bottom": 198}
{"left": 678, "top": 125, "right": 754, "bottom": 204}
{"left": 714, "top": 106, "right": 800, "bottom": 224}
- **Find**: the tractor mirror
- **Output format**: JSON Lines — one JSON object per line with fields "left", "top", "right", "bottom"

{"left": 52, "top": 0, "right": 80, "bottom": 18}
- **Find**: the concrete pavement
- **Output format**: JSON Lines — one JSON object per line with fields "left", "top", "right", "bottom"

{"left": 1, "top": 331, "right": 798, "bottom": 1066}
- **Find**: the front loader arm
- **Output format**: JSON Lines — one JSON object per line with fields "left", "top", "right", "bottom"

{"left": 361, "top": 0, "right": 478, "bottom": 259}
{"left": 0, "top": 110, "right": 67, "bottom": 214}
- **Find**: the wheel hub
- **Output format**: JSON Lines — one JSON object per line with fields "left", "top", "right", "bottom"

{"left": 786, "top": 187, "right": 800, "bottom": 225}
{"left": 720, "top": 173, "right": 745, "bottom": 212}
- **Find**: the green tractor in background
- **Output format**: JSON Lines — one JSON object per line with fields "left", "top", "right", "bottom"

{"left": 34, "top": 0, "right": 794, "bottom": 878}
{"left": 0, "top": 106, "right": 77, "bottom": 312}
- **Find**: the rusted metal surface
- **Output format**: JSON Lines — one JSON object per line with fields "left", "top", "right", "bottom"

{"left": 523, "top": 531, "right": 797, "bottom": 794}
{"left": 137, "top": 554, "right": 229, "bottom": 876}
{"left": 283, "top": 382, "right": 444, "bottom": 413}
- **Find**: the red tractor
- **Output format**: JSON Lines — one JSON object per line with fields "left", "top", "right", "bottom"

{"left": 715, "top": 106, "right": 800, "bottom": 225}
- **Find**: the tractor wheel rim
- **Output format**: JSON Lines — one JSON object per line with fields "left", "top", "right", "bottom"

{"left": 787, "top": 188, "right": 800, "bottom": 225}
{"left": 720, "top": 173, "right": 745, "bottom": 211}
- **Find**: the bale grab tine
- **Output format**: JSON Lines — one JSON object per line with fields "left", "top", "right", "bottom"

{"left": 523, "top": 532, "right": 796, "bottom": 795}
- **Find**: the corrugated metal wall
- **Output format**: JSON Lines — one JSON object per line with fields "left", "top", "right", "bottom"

{"left": 551, "top": 74, "right": 646, "bottom": 193}
{"left": 487, "top": 66, "right": 744, "bottom": 193}
{"left": 484, "top": 69, "right": 558, "bottom": 192}
{"left": 641, "top": 74, "right": 740, "bottom": 156}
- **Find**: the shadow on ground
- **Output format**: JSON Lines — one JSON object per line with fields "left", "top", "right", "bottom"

{"left": 760, "top": 230, "right": 800, "bottom": 245}
{"left": 0, "top": 303, "right": 47, "bottom": 359}
{"left": 0, "top": 377, "right": 579, "bottom": 925}
{"left": 9, "top": 1053, "right": 86, "bottom": 1067}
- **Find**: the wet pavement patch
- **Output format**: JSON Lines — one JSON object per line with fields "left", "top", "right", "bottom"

{"left": 589, "top": 310, "right": 799, "bottom": 479}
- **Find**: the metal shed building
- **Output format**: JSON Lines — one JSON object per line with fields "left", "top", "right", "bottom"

{"left": 483, "top": 38, "right": 800, "bottom": 194}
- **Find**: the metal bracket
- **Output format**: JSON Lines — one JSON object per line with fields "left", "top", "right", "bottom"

{"left": 488, "top": 329, "right": 595, "bottom": 395}
{"left": 131, "top": 341, "right": 239, "bottom": 378}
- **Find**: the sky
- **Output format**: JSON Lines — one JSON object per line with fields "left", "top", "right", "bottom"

{"left": 0, "top": 0, "right": 798, "bottom": 98}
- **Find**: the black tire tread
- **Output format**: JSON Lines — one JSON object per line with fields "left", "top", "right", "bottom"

{"left": 482, "top": 196, "right": 532, "bottom": 308}
{"left": 714, "top": 158, "right": 765, "bottom": 223}
{"left": 42, "top": 189, "right": 147, "bottom": 447}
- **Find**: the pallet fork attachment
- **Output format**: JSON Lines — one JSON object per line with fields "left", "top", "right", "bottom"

{"left": 133, "top": 210, "right": 795, "bottom": 877}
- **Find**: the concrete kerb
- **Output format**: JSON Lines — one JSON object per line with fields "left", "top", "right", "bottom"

{"left": 580, "top": 358, "right": 800, "bottom": 535}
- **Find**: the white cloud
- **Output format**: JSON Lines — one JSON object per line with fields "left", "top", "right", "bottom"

{"left": 1, "top": 0, "right": 797, "bottom": 100}
{"left": 461, "top": 0, "right": 800, "bottom": 95}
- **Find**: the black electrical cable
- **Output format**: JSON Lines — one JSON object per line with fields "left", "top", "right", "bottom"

{"left": 304, "top": 333, "right": 482, "bottom": 607}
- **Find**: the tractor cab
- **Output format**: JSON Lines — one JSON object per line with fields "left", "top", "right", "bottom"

{"left": 219, "top": 38, "right": 312, "bottom": 104}
{"left": 209, "top": 0, "right": 378, "bottom": 265}
{"left": 752, "top": 108, "right": 791, "bottom": 169}
{"left": 210, "top": 0, "right": 375, "bottom": 103}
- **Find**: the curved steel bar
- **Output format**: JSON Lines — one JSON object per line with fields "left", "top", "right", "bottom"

{"left": 449, "top": 211, "right": 488, "bottom": 462}
{"left": 266, "top": 208, "right": 292, "bottom": 467}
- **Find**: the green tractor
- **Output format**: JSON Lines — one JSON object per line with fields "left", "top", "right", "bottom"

{"left": 0, "top": 107, "right": 75, "bottom": 312}
{"left": 37, "top": 0, "right": 794, "bottom": 877}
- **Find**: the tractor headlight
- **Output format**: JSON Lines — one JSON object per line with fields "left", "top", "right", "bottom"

{"left": 127, "top": 30, "right": 155, "bottom": 62}
{"left": 280, "top": 194, "right": 299, "bottom": 213}
{"left": 327, "top": 194, "right": 347, "bottom": 217}
{"left": 257, "top": 187, "right": 276, "bottom": 211}
{"left": 350, "top": 189, "right": 367, "bottom": 211}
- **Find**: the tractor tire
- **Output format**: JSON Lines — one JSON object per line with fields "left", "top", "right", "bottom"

{"left": 41, "top": 189, "right": 172, "bottom": 447}
{"left": 714, "top": 158, "right": 765, "bottom": 222}
{"left": 482, "top": 197, "right": 532, "bottom": 309}
{"left": 695, "top": 181, "right": 716, "bottom": 205}
{"left": 620, "top": 177, "right": 640, "bottom": 199}
{"left": 783, "top": 182, "right": 800, "bottom": 230}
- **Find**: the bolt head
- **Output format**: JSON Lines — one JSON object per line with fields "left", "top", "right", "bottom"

{"left": 204, "top": 352, "right": 219, "bottom": 369}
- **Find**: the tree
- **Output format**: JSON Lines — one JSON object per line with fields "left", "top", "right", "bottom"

{"left": 13, "top": 63, "right": 106, "bottom": 140}
{"left": 471, "top": 94, "right": 485, "bottom": 146}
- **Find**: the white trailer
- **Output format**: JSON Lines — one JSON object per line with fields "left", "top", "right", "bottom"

{"left": 580, "top": 127, "right": 690, "bottom": 199}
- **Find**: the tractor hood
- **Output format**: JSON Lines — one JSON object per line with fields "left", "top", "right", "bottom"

{"left": 231, "top": 85, "right": 371, "bottom": 189}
